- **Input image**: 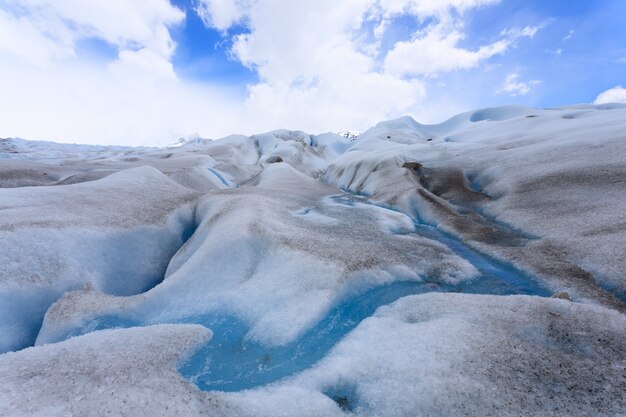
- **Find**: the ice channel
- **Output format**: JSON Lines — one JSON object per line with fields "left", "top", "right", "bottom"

{"left": 177, "top": 195, "right": 548, "bottom": 391}
{"left": 53, "top": 192, "right": 549, "bottom": 393}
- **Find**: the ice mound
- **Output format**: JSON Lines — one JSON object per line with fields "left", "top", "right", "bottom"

{"left": 467, "top": 105, "right": 535, "bottom": 122}
{"left": 0, "top": 166, "right": 200, "bottom": 352}
{"left": 0, "top": 324, "right": 216, "bottom": 417}
{"left": 254, "top": 293, "right": 626, "bottom": 417}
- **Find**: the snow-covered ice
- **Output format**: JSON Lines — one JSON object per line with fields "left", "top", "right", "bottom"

{"left": 0, "top": 104, "right": 625, "bottom": 416}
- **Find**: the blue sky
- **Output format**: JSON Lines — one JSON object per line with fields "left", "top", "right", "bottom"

{"left": 170, "top": 0, "right": 254, "bottom": 90}
{"left": 461, "top": 0, "right": 626, "bottom": 106}
{"left": 0, "top": 0, "right": 624, "bottom": 145}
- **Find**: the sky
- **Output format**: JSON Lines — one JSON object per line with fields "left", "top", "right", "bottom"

{"left": 0, "top": 0, "right": 625, "bottom": 146}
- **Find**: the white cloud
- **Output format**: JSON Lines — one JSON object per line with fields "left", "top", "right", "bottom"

{"left": 383, "top": 29, "right": 510, "bottom": 77}
{"left": 109, "top": 48, "right": 177, "bottom": 84}
{"left": 195, "top": 0, "right": 546, "bottom": 133}
{"left": 594, "top": 86, "right": 626, "bottom": 104}
{"left": 384, "top": 19, "right": 548, "bottom": 78}
{"left": 0, "top": 9, "right": 75, "bottom": 66}
{"left": 497, "top": 73, "right": 540, "bottom": 96}
{"left": 0, "top": 0, "right": 242, "bottom": 145}
{"left": 563, "top": 29, "right": 574, "bottom": 41}
{"left": 206, "top": 0, "right": 431, "bottom": 132}
{"left": 0, "top": 57, "right": 241, "bottom": 145}
{"left": 500, "top": 20, "right": 552, "bottom": 40}
{"left": 374, "top": 0, "right": 499, "bottom": 17}
{"left": 0, "top": 0, "right": 548, "bottom": 144}
{"left": 194, "top": 0, "right": 249, "bottom": 32}
{"left": 0, "top": 0, "right": 184, "bottom": 67}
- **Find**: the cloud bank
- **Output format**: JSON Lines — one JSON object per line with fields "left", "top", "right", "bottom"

{"left": 198, "top": 0, "right": 544, "bottom": 134}
{"left": 0, "top": 0, "right": 238, "bottom": 145}
{"left": 0, "top": 0, "right": 549, "bottom": 145}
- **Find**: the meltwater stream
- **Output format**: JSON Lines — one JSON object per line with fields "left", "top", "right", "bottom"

{"left": 176, "top": 194, "right": 548, "bottom": 392}
{"left": 53, "top": 192, "right": 549, "bottom": 393}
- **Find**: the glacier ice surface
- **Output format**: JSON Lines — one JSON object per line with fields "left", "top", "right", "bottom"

{"left": 1, "top": 104, "right": 625, "bottom": 416}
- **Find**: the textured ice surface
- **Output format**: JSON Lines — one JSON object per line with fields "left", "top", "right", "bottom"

{"left": 1, "top": 105, "right": 625, "bottom": 416}
{"left": 323, "top": 105, "right": 626, "bottom": 307}
{"left": 0, "top": 166, "right": 200, "bottom": 352}
{"left": 2, "top": 295, "right": 624, "bottom": 417}
{"left": 0, "top": 324, "right": 221, "bottom": 417}
{"left": 37, "top": 163, "right": 486, "bottom": 347}
{"left": 269, "top": 293, "right": 626, "bottom": 417}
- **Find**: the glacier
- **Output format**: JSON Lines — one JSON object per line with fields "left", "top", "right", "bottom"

{"left": 0, "top": 104, "right": 625, "bottom": 416}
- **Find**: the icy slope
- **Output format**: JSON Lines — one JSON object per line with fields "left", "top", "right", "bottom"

{"left": 0, "top": 104, "right": 625, "bottom": 416}
{"left": 324, "top": 104, "right": 626, "bottom": 306}
{"left": 0, "top": 166, "right": 200, "bottom": 352}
